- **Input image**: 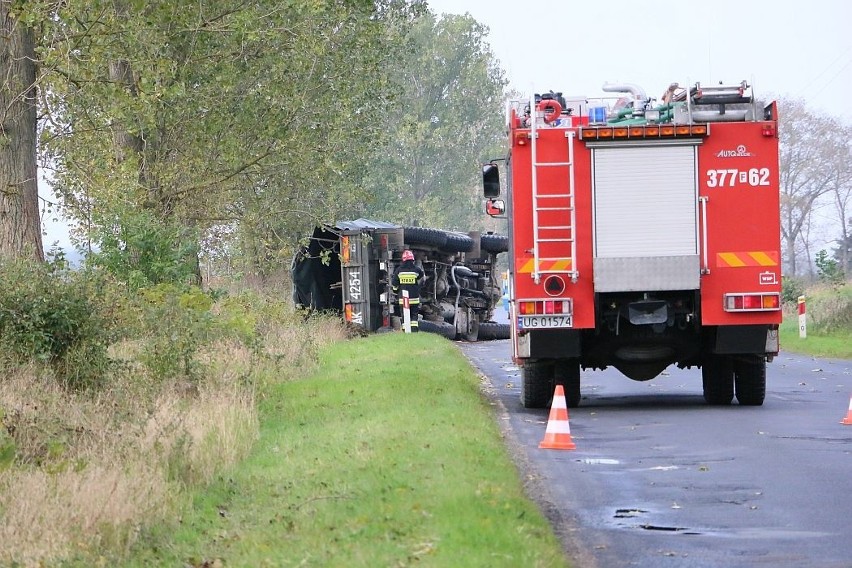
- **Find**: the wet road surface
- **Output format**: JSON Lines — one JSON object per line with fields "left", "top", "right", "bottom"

{"left": 460, "top": 339, "right": 852, "bottom": 568}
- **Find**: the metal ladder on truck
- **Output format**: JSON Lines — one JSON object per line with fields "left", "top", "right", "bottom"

{"left": 529, "top": 99, "right": 578, "bottom": 284}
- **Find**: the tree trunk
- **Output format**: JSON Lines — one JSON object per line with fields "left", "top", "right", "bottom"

{"left": 0, "top": 1, "right": 44, "bottom": 261}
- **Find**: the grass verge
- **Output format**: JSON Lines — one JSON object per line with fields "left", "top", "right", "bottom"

{"left": 780, "top": 313, "right": 852, "bottom": 359}
{"left": 120, "top": 332, "right": 568, "bottom": 568}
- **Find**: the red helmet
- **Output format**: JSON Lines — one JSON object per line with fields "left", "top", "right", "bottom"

{"left": 402, "top": 250, "right": 414, "bottom": 261}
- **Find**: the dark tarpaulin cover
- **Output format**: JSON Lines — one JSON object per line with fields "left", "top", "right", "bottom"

{"left": 291, "top": 219, "right": 398, "bottom": 311}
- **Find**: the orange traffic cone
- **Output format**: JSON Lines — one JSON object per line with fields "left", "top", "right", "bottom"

{"left": 539, "top": 384, "right": 576, "bottom": 450}
{"left": 841, "top": 395, "right": 852, "bottom": 425}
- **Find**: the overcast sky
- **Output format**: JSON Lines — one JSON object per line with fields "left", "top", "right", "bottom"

{"left": 427, "top": 0, "right": 852, "bottom": 121}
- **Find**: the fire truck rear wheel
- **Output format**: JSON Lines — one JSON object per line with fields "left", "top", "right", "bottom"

{"left": 554, "top": 358, "right": 581, "bottom": 408}
{"left": 521, "top": 360, "right": 554, "bottom": 409}
{"left": 734, "top": 355, "right": 766, "bottom": 406}
{"left": 702, "top": 354, "right": 734, "bottom": 405}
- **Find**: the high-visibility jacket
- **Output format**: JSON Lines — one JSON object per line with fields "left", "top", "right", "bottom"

{"left": 392, "top": 260, "right": 424, "bottom": 304}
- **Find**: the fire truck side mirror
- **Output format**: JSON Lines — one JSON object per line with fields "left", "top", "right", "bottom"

{"left": 482, "top": 163, "right": 501, "bottom": 198}
{"left": 485, "top": 198, "right": 505, "bottom": 217}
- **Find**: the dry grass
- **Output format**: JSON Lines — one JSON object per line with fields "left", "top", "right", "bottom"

{"left": 0, "top": 310, "right": 346, "bottom": 566}
{"left": 0, "top": 463, "right": 168, "bottom": 567}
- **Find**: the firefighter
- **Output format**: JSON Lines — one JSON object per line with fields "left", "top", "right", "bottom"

{"left": 392, "top": 249, "right": 424, "bottom": 332}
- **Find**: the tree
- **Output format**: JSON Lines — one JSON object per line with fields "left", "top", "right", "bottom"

{"left": 778, "top": 98, "right": 847, "bottom": 276}
{"left": 39, "top": 0, "right": 425, "bottom": 277}
{"left": 0, "top": 0, "right": 44, "bottom": 261}
{"left": 827, "top": 123, "right": 852, "bottom": 275}
{"left": 358, "top": 11, "right": 506, "bottom": 230}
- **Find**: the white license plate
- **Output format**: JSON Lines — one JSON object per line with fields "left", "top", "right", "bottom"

{"left": 518, "top": 315, "right": 573, "bottom": 329}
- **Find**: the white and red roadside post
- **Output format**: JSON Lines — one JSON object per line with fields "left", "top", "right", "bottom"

{"left": 798, "top": 295, "right": 806, "bottom": 339}
{"left": 402, "top": 290, "right": 411, "bottom": 333}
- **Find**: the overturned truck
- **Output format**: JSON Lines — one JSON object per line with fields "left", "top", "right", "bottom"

{"left": 292, "top": 219, "right": 509, "bottom": 340}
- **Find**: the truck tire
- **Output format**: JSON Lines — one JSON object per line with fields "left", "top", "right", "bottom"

{"left": 477, "top": 321, "right": 510, "bottom": 341}
{"left": 403, "top": 227, "right": 447, "bottom": 249}
{"left": 734, "top": 355, "right": 766, "bottom": 406}
{"left": 480, "top": 233, "right": 509, "bottom": 254}
{"left": 418, "top": 319, "right": 456, "bottom": 340}
{"left": 442, "top": 231, "right": 475, "bottom": 253}
{"left": 702, "top": 354, "right": 734, "bottom": 405}
{"left": 521, "top": 360, "right": 554, "bottom": 409}
{"left": 554, "top": 358, "right": 581, "bottom": 408}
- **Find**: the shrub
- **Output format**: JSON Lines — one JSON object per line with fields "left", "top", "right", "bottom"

{"left": 803, "top": 283, "right": 852, "bottom": 334}
{"left": 0, "top": 260, "right": 115, "bottom": 389}
{"left": 815, "top": 249, "right": 845, "bottom": 287}
{"left": 135, "top": 284, "right": 216, "bottom": 383}
{"left": 86, "top": 208, "right": 200, "bottom": 289}
{"left": 781, "top": 275, "right": 806, "bottom": 306}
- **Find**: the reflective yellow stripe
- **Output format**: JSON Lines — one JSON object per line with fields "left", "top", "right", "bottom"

{"left": 748, "top": 251, "right": 777, "bottom": 266}
{"left": 718, "top": 252, "right": 746, "bottom": 267}
{"left": 717, "top": 251, "right": 779, "bottom": 268}
{"left": 518, "top": 258, "right": 573, "bottom": 273}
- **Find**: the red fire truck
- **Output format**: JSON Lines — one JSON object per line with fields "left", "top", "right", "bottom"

{"left": 483, "top": 80, "right": 781, "bottom": 408}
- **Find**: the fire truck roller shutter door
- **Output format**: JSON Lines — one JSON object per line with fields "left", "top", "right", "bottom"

{"left": 591, "top": 142, "right": 701, "bottom": 292}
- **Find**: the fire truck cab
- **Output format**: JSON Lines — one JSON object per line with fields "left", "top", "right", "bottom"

{"left": 484, "top": 81, "right": 781, "bottom": 408}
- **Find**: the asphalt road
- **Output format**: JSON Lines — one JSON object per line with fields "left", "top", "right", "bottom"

{"left": 459, "top": 339, "right": 852, "bottom": 568}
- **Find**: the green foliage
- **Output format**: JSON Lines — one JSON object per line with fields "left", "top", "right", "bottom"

{"left": 39, "top": 0, "right": 425, "bottom": 276}
{"left": 0, "top": 260, "right": 115, "bottom": 388}
{"left": 0, "top": 418, "right": 16, "bottom": 470}
{"left": 815, "top": 249, "right": 845, "bottom": 286}
{"left": 86, "top": 208, "right": 199, "bottom": 289}
{"left": 358, "top": 11, "right": 507, "bottom": 230}
{"left": 805, "top": 283, "right": 852, "bottom": 334}
{"left": 136, "top": 284, "right": 216, "bottom": 383}
{"left": 781, "top": 275, "right": 806, "bottom": 305}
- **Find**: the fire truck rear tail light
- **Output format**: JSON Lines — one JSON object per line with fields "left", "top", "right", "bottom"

{"left": 675, "top": 126, "right": 690, "bottom": 135}
{"left": 660, "top": 126, "right": 675, "bottom": 136}
{"left": 518, "top": 299, "right": 572, "bottom": 316}
{"left": 514, "top": 132, "right": 529, "bottom": 146}
{"left": 598, "top": 128, "right": 613, "bottom": 138}
{"left": 690, "top": 125, "right": 708, "bottom": 135}
{"left": 519, "top": 301, "right": 536, "bottom": 315}
{"left": 724, "top": 293, "right": 781, "bottom": 312}
{"left": 614, "top": 127, "right": 629, "bottom": 138}
{"left": 542, "top": 301, "right": 568, "bottom": 314}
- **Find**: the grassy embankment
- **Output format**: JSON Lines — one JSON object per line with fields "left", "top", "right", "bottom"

{"left": 779, "top": 283, "right": 852, "bottom": 359}
{"left": 1, "top": 286, "right": 567, "bottom": 568}
{"left": 119, "top": 332, "right": 567, "bottom": 568}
